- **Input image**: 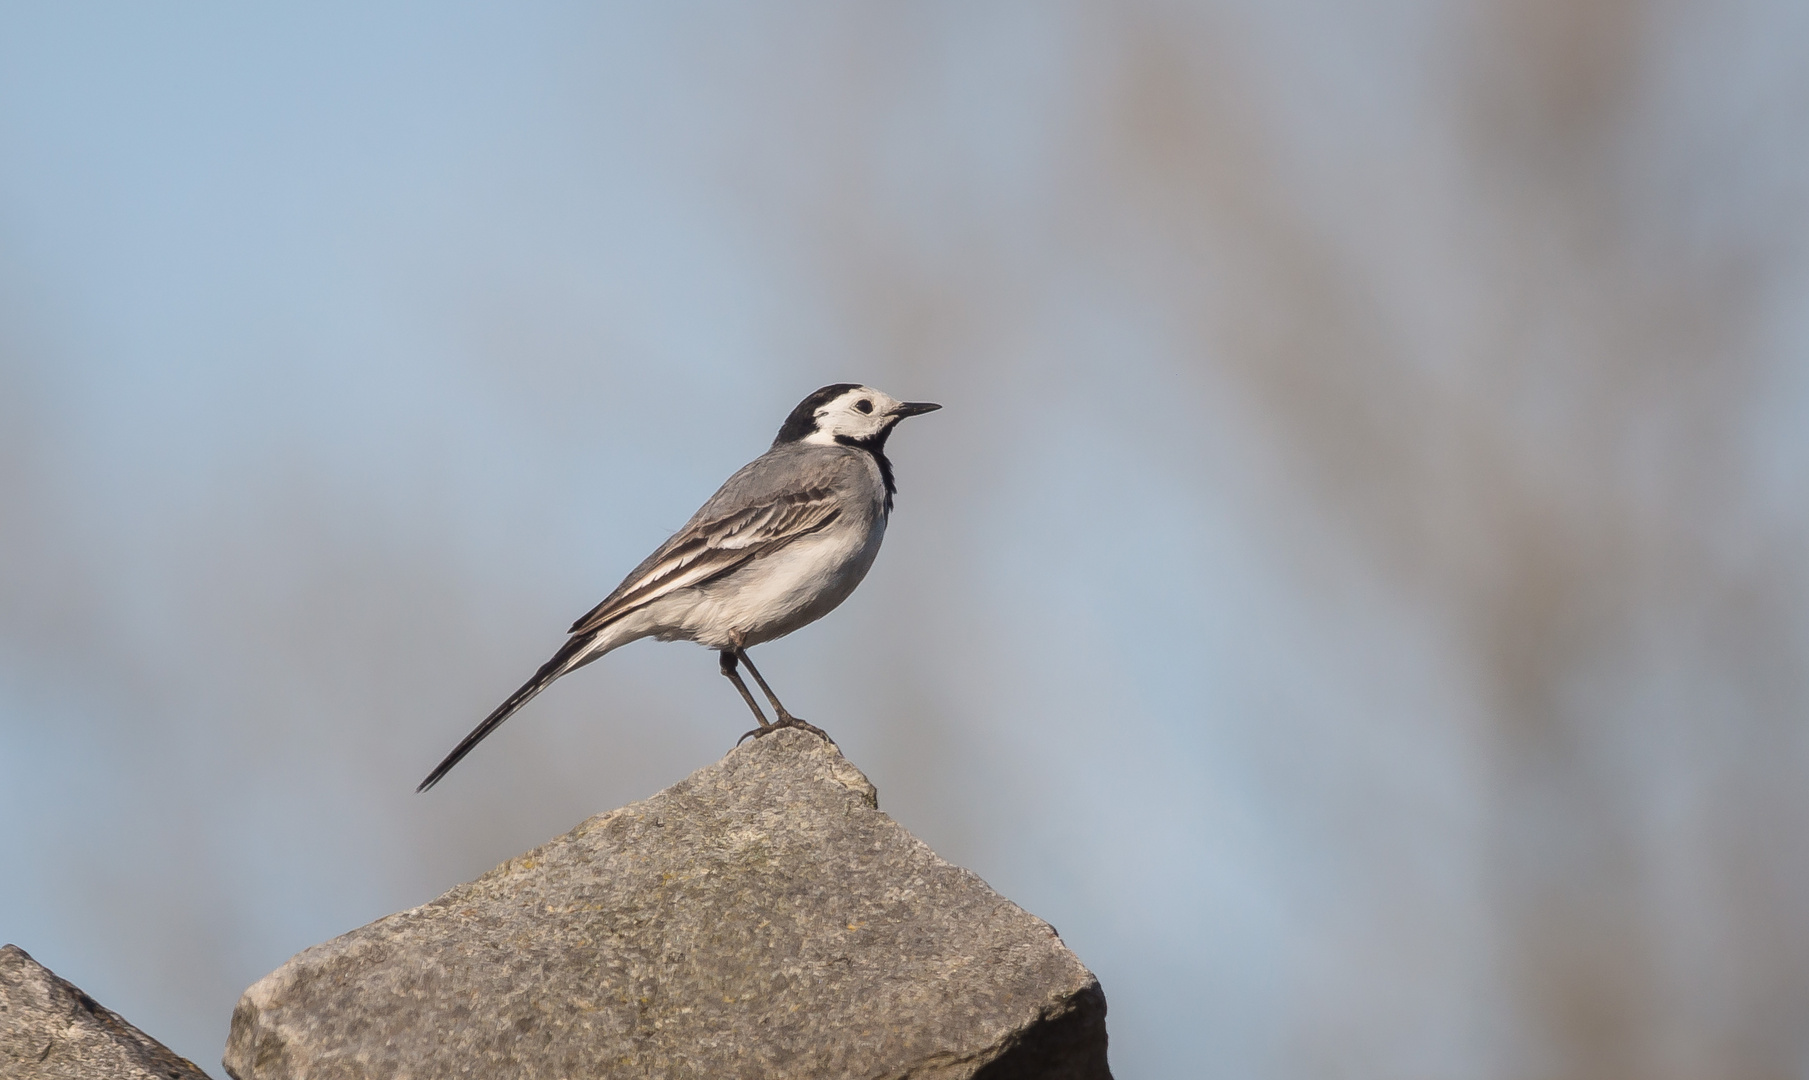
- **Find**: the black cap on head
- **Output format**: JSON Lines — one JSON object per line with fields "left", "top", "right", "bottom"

{"left": 774, "top": 383, "right": 863, "bottom": 444}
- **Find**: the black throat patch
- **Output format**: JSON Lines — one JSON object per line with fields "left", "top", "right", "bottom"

{"left": 835, "top": 429, "right": 897, "bottom": 512}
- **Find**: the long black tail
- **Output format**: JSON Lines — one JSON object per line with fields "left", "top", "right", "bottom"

{"left": 417, "top": 634, "right": 594, "bottom": 792}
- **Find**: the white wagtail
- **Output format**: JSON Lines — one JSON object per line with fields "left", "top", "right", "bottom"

{"left": 418, "top": 384, "right": 940, "bottom": 791}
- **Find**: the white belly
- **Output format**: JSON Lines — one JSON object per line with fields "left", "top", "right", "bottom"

{"left": 657, "top": 514, "right": 887, "bottom": 649}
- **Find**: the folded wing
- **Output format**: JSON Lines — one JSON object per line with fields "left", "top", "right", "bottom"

{"left": 567, "top": 486, "right": 843, "bottom": 637}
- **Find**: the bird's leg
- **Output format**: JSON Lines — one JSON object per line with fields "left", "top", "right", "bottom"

{"left": 736, "top": 648, "right": 832, "bottom": 743}
{"left": 720, "top": 650, "right": 772, "bottom": 739}
{"left": 735, "top": 649, "right": 795, "bottom": 722}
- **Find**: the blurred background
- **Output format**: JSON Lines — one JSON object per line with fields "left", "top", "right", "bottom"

{"left": 2, "top": 2, "right": 1807, "bottom": 1077}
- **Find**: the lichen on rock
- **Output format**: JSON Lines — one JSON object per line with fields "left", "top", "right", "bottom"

{"left": 225, "top": 727, "right": 1110, "bottom": 1079}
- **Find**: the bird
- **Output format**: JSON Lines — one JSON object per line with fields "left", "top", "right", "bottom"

{"left": 417, "top": 383, "right": 941, "bottom": 792}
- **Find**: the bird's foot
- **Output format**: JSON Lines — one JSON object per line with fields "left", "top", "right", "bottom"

{"left": 737, "top": 714, "right": 834, "bottom": 746}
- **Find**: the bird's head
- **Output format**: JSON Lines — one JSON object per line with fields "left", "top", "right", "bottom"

{"left": 774, "top": 384, "right": 941, "bottom": 449}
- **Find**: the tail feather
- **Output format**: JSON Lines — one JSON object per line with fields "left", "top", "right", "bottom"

{"left": 416, "top": 634, "right": 595, "bottom": 792}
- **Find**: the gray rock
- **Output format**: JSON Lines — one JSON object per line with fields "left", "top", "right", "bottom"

{"left": 226, "top": 728, "right": 1109, "bottom": 1079}
{"left": 1, "top": 943, "right": 215, "bottom": 1080}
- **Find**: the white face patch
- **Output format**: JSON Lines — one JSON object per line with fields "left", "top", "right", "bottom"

{"left": 801, "top": 387, "right": 904, "bottom": 445}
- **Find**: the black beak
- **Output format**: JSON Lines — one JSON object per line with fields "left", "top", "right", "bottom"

{"left": 893, "top": 401, "right": 942, "bottom": 418}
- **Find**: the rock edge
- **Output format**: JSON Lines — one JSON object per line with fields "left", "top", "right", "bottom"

{"left": 226, "top": 727, "right": 1110, "bottom": 1079}
{"left": 1, "top": 943, "right": 216, "bottom": 1080}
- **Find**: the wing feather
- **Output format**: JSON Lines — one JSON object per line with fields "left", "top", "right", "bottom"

{"left": 566, "top": 487, "right": 843, "bottom": 636}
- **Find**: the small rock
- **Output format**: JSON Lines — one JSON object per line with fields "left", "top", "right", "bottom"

{"left": 0, "top": 943, "right": 215, "bottom": 1080}
{"left": 226, "top": 728, "right": 1110, "bottom": 1079}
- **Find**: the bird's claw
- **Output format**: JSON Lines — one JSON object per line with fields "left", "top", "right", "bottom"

{"left": 774, "top": 715, "right": 834, "bottom": 743}
{"left": 736, "top": 715, "right": 834, "bottom": 747}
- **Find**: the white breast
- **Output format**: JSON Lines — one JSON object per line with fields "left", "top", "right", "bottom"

{"left": 658, "top": 511, "right": 887, "bottom": 650}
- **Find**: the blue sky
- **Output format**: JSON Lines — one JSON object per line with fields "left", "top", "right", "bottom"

{"left": 3, "top": 4, "right": 1807, "bottom": 1077}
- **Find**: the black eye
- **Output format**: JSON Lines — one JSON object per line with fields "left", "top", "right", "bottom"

{"left": 855, "top": 399, "right": 873, "bottom": 414}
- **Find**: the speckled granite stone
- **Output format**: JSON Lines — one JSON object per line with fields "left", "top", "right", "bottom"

{"left": 225, "top": 727, "right": 1108, "bottom": 1079}
{"left": 1, "top": 944, "right": 214, "bottom": 1080}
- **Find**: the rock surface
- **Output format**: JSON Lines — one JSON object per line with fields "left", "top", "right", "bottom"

{"left": 226, "top": 728, "right": 1109, "bottom": 1079}
{"left": 1, "top": 943, "right": 215, "bottom": 1080}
